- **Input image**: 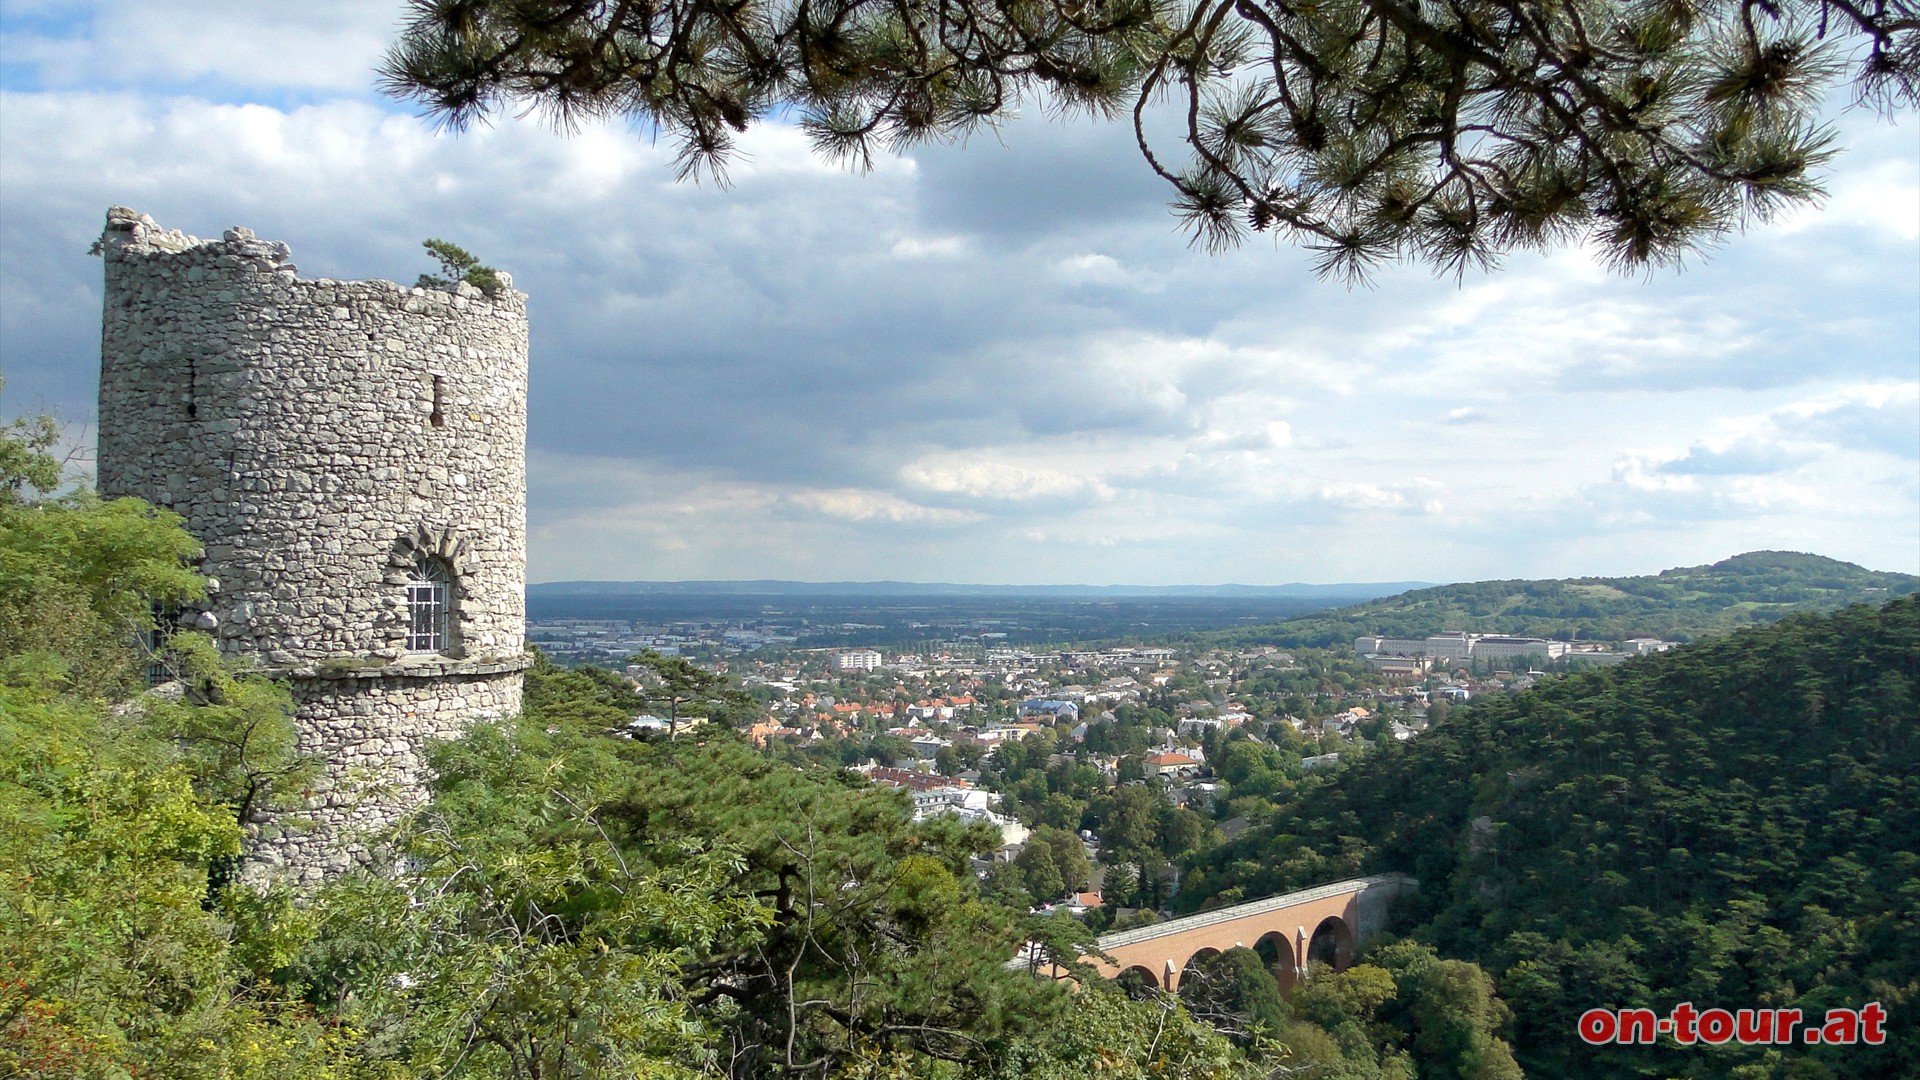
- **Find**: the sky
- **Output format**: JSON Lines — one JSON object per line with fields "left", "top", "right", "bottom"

{"left": 3, "top": 1, "right": 1916, "bottom": 587}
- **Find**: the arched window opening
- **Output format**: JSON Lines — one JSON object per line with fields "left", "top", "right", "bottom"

{"left": 406, "top": 554, "right": 452, "bottom": 654}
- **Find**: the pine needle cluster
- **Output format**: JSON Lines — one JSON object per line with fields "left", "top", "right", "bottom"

{"left": 381, "top": 0, "right": 1916, "bottom": 278}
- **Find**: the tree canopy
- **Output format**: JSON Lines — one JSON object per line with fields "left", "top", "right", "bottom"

{"left": 1192, "top": 596, "right": 1920, "bottom": 1078}
{"left": 382, "top": 0, "right": 1916, "bottom": 278}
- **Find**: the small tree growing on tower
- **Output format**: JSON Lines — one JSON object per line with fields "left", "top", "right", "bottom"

{"left": 416, "top": 238, "right": 503, "bottom": 295}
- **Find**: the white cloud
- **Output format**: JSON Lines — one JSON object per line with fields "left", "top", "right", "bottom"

{"left": 8, "top": 1, "right": 396, "bottom": 93}
{"left": 1316, "top": 481, "right": 1444, "bottom": 514}
{"left": 1644, "top": 438, "right": 1815, "bottom": 477}
{"left": 1018, "top": 528, "right": 1118, "bottom": 546}
{"left": 1050, "top": 252, "right": 1163, "bottom": 291}
{"left": 1190, "top": 418, "right": 1292, "bottom": 450}
{"left": 1769, "top": 382, "right": 1920, "bottom": 457}
{"left": 1609, "top": 383, "right": 1919, "bottom": 489}
{"left": 890, "top": 233, "right": 970, "bottom": 258}
{"left": 900, "top": 458, "right": 1114, "bottom": 502}
{"left": 785, "top": 488, "right": 984, "bottom": 525}
{"left": 1775, "top": 123, "right": 1920, "bottom": 242}
{"left": 1381, "top": 285, "right": 1761, "bottom": 393}
{"left": 3, "top": 11, "right": 1917, "bottom": 584}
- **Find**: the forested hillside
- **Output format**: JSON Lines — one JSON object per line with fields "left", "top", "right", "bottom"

{"left": 1207, "top": 551, "right": 1918, "bottom": 648}
{"left": 1189, "top": 597, "right": 1920, "bottom": 1079}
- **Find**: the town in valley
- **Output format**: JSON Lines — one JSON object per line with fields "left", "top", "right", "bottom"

{"left": 530, "top": 593, "right": 1680, "bottom": 918}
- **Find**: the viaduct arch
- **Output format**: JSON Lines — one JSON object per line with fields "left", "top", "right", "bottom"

{"left": 1078, "top": 874, "right": 1415, "bottom": 992}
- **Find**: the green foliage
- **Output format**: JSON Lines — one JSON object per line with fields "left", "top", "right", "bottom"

{"left": 1204, "top": 598, "right": 1920, "bottom": 1078}
{"left": 415, "top": 238, "right": 504, "bottom": 295}
{"left": 1013, "top": 839, "right": 1064, "bottom": 903}
{"left": 299, "top": 722, "right": 767, "bottom": 1079}
{"left": 0, "top": 402, "right": 63, "bottom": 505}
{"left": 381, "top": 0, "right": 1917, "bottom": 275}
{"left": 980, "top": 858, "right": 1034, "bottom": 908}
{"left": 292, "top": 697, "right": 1074, "bottom": 1076}
{"left": 1007, "top": 826, "right": 1091, "bottom": 905}
{"left": 978, "top": 983, "right": 1263, "bottom": 1080}
{"left": 627, "top": 648, "right": 757, "bottom": 736}
{"left": 1014, "top": 909, "right": 1110, "bottom": 984}
{"left": 591, "top": 737, "right": 1056, "bottom": 1071}
{"left": 0, "top": 686, "right": 358, "bottom": 1080}
{"left": 1211, "top": 551, "right": 1920, "bottom": 649}
{"left": 0, "top": 478, "right": 204, "bottom": 697}
{"left": 0, "top": 415, "right": 360, "bottom": 1078}
{"left": 1276, "top": 944, "right": 1520, "bottom": 1079}
{"left": 1178, "top": 947, "right": 1290, "bottom": 1048}
{"left": 1095, "top": 783, "right": 1161, "bottom": 862}
{"left": 523, "top": 647, "right": 646, "bottom": 730}
{"left": 144, "top": 639, "right": 326, "bottom": 889}
{"left": 1292, "top": 963, "right": 1397, "bottom": 1031}
{"left": 1369, "top": 943, "right": 1521, "bottom": 1080}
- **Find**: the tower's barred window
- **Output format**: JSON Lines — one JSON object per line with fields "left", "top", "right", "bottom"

{"left": 406, "top": 555, "right": 451, "bottom": 653}
{"left": 145, "top": 602, "right": 176, "bottom": 685}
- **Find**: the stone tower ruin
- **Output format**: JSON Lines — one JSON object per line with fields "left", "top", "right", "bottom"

{"left": 96, "top": 207, "right": 530, "bottom": 887}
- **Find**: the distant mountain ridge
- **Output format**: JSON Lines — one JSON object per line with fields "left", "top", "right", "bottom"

{"left": 1206, "top": 550, "right": 1920, "bottom": 647}
{"left": 528, "top": 579, "right": 1436, "bottom": 600}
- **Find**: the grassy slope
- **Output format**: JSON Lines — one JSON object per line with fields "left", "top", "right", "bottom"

{"left": 1205, "top": 551, "right": 1920, "bottom": 648}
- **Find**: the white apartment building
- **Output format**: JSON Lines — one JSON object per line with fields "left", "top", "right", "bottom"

{"left": 835, "top": 649, "right": 883, "bottom": 672}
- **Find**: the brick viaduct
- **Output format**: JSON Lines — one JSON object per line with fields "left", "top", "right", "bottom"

{"left": 1075, "top": 874, "right": 1418, "bottom": 992}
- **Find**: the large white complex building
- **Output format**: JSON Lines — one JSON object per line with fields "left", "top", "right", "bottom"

{"left": 835, "top": 649, "right": 883, "bottom": 672}
{"left": 1354, "top": 633, "right": 1569, "bottom": 663}
{"left": 1474, "top": 636, "right": 1572, "bottom": 662}
{"left": 1355, "top": 632, "right": 1679, "bottom": 667}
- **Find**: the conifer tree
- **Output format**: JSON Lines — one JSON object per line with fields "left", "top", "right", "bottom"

{"left": 381, "top": 0, "right": 1917, "bottom": 279}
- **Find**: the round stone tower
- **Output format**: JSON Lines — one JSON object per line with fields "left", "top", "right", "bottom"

{"left": 96, "top": 207, "right": 530, "bottom": 887}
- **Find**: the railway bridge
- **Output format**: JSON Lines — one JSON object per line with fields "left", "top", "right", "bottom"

{"left": 1081, "top": 874, "right": 1418, "bottom": 991}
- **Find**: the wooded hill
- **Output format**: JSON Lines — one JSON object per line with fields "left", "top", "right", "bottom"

{"left": 1186, "top": 597, "right": 1920, "bottom": 1079}
{"left": 1204, "top": 551, "right": 1918, "bottom": 648}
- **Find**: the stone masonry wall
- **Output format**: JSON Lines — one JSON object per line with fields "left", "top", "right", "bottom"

{"left": 95, "top": 208, "right": 530, "bottom": 883}
{"left": 97, "top": 207, "right": 527, "bottom": 663}
{"left": 256, "top": 666, "right": 525, "bottom": 889}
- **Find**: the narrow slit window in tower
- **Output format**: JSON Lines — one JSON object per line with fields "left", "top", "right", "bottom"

{"left": 406, "top": 554, "right": 451, "bottom": 653}
{"left": 429, "top": 374, "right": 446, "bottom": 428}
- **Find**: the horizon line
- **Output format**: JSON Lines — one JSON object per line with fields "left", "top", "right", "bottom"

{"left": 525, "top": 578, "right": 1441, "bottom": 589}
